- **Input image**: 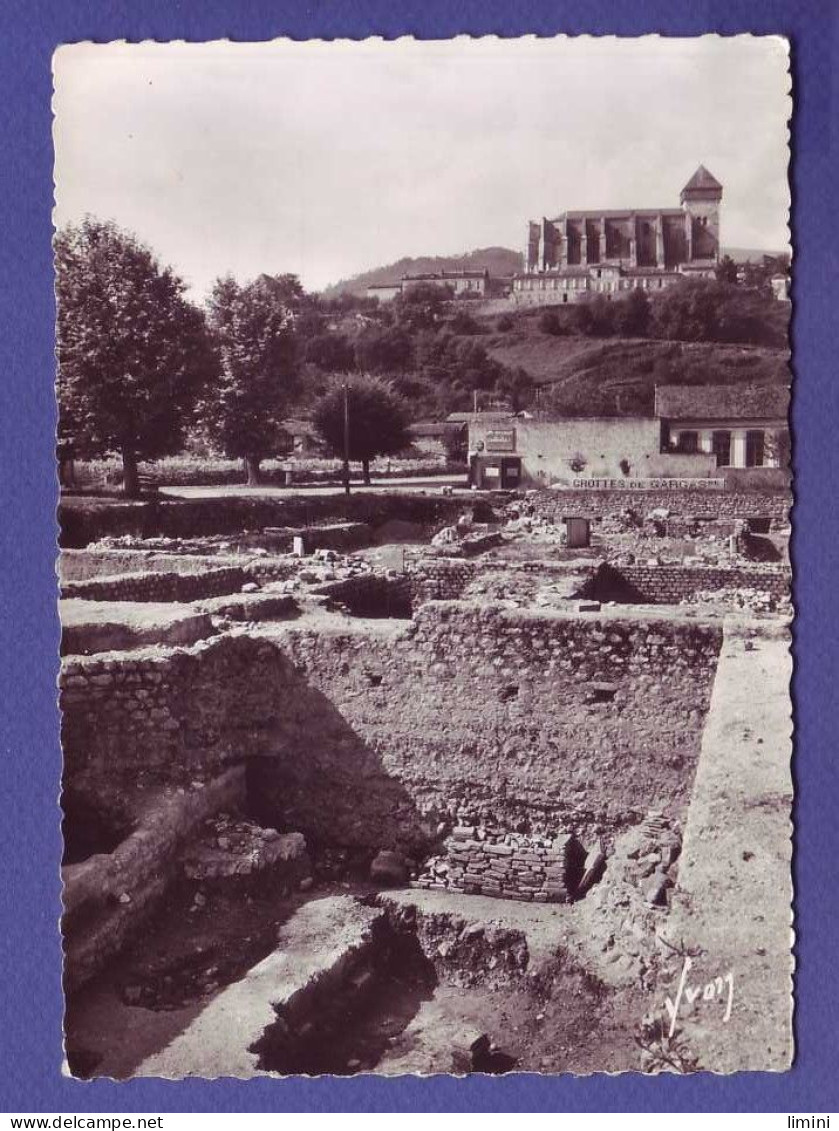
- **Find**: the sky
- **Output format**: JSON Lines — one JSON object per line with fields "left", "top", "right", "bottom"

{"left": 52, "top": 36, "right": 791, "bottom": 299}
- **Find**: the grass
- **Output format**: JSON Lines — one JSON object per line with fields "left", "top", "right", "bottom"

{"left": 479, "top": 325, "right": 789, "bottom": 417}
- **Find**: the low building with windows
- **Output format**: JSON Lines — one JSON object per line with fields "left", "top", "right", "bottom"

{"left": 654, "top": 384, "right": 790, "bottom": 472}
{"left": 365, "top": 282, "right": 404, "bottom": 303}
{"left": 366, "top": 269, "right": 497, "bottom": 302}
{"left": 464, "top": 384, "right": 789, "bottom": 490}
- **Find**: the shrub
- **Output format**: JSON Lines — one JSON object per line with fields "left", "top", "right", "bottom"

{"left": 539, "top": 309, "right": 563, "bottom": 336}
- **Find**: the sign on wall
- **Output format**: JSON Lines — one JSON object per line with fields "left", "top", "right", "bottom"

{"left": 571, "top": 477, "right": 725, "bottom": 490}
{"left": 485, "top": 429, "right": 516, "bottom": 452}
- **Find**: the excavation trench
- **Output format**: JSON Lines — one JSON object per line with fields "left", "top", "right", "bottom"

{"left": 131, "top": 891, "right": 633, "bottom": 1078}
{"left": 250, "top": 912, "right": 439, "bottom": 1076}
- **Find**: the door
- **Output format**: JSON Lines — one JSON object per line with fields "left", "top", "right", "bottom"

{"left": 500, "top": 457, "right": 522, "bottom": 489}
{"left": 712, "top": 430, "right": 731, "bottom": 467}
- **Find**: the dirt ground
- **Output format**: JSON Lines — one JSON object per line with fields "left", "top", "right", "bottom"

{"left": 66, "top": 874, "right": 649, "bottom": 1079}
{"left": 64, "top": 878, "right": 372, "bottom": 1079}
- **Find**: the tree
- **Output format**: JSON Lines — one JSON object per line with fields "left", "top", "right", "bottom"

{"left": 715, "top": 254, "right": 739, "bottom": 285}
{"left": 391, "top": 282, "right": 453, "bottom": 331}
{"left": 303, "top": 332, "right": 356, "bottom": 373}
{"left": 496, "top": 365, "right": 534, "bottom": 412}
{"left": 538, "top": 308, "right": 564, "bottom": 336}
{"left": 55, "top": 218, "right": 213, "bottom": 497}
{"left": 616, "top": 287, "right": 651, "bottom": 337}
{"left": 355, "top": 326, "right": 413, "bottom": 374}
{"left": 313, "top": 376, "right": 411, "bottom": 485}
{"left": 203, "top": 273, "right": 302, "bottom": 484}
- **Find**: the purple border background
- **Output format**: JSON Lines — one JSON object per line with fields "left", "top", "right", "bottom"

{"left": 1, "top": 0, "right": 836, "bottom": 1113}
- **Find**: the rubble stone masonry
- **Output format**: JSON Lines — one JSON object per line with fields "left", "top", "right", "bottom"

{"left": 61, "top": 603, "right": 722, "bottom": 853}
{"left": 60, "top": 566, "right": 247, "bottom": 603}
{"left": 531, "top": 489, "right": 789, "bottom": 525}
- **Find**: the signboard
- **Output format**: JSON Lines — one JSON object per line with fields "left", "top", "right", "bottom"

{"left": 570, "top": 477, "right": 725, "bottom": 490}
{"left": 485, "top": 429, "right": 516, "bottom": 452}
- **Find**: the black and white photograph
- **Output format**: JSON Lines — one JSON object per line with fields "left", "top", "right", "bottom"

{"left": 53, "top": 35, "right": 793, "bottom": 1079}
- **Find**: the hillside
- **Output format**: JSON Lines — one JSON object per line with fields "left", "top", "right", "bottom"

{"left": 481, "top": 324, "right": 789, "bottom": 417}
{"left": 724, "top": 247, "right": 788, "bottom": 264}
{"left": 321, "top": 245, "right": 784, "bottom": 298}
{"left": 322, "top": 247, "right": 523, "bottom": 297}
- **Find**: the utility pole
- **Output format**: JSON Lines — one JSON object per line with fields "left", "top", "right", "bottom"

{"left": 342, "top": 380, "right": 351, "bottom": 496}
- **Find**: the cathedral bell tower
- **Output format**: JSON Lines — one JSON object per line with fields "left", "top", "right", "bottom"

{"left": 680, "top": 165, "right": 723, "bottom": 262}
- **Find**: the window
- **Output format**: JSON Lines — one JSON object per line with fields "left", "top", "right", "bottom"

{"left": 712, "top": 430, "right": 731, "bottom": 467}
{"left": 746, "top": 430, "right": 765, "bottom": 468}
{"left": 678, "top": 430, "right": 699, "bottom": 454}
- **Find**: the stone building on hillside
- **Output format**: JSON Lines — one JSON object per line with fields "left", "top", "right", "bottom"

{"left": 514, "top": 165, "right": 723, "bottom": 306}
{"left": 367, "top": 268, "right": 506, "bottom": 302}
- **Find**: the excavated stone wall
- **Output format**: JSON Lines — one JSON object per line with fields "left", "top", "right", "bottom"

{"left": 60, "top": 566, "right": 247, "bottom": 603}
{"left": 413, "top": 827, "right": 586, "bottom": 903}
{"left": 589, "top": 563, "right": 791, "bottom": 604}
{"left": 530, "top": 489, "right": 789, "bottom": 524}
{"left": 60, "top": 604, "right": 721, "bottom": 854}
{"left": 62, "top": 768, "right": 246, "bottom": 992}
{"left": 59, "top": 493, "right": 472, "bottom": 548}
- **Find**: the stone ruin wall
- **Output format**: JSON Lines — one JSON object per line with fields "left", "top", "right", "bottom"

{"left": 59, "top": 493, "right": 471, "bottom": 548}
{"left": 613, "top": 563, "right": 790, "bottom": 603}
{"left": 318, "top": 558, "right": 790, "bottom": 612}
{"left": 530, "top": 489, "right": 789, "bottom": 526}
{"left": 60, "top": 566, "right": 249, "bottom": 604}
{"left": 60, "top": 603, "right": 722, "bottom": 856}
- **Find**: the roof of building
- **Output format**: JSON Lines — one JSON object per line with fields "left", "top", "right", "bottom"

{"left": 682, "top": 165, "right": 723, "bottom": 193}
{"left": 446, "top": 411, "right": 513, "bottom": 424}
{"left": 548, "top": 209, "right": 685, "bottom": 223}
{"left": 409, "top": 421, "right": 467, "bottom": 438}
{"left": 654, "top": 384, "right": 789, "bottom": 422}
{"left": 440, "top": 269, "right": 489, "bottom": 279}
{"left": 367, "top": 282, "right": 403, "bottom": 291}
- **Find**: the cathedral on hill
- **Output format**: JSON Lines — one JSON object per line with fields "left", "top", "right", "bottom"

{"left": 513, "top": 165, "right": 723, "bottom": 305}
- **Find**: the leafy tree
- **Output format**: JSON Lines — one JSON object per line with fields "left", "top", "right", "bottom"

{"left": 616, "top": 287, "right": 651, "bottom": 337}
{"left": 715, "top": 255, "right": 739, "bottom": 285}
{"left": 574, "top": 295, "right": 617, "bottom": 337}
{"left": 538, "top": 308, "right": 564, "bottom": 336}
{"left": 303, "top": 332, "right": 356, "bottom": 373}
{"left": 55, "top": 218, "right": 213, "bottom": 497}
{"left": 441, "top": 426, "right": 468, "bottom": 464}
{"left": 354, "top": 326, "right": 413, "bottom": 374}
{"left": 313, "top": 376, "right": 410, "bottom": 484}
{"left": 448, "top": 309, "right": 483, "bottom": 336}
{"left": 203, "top": 272, "right": 302, "bottom": 484}
{"left": 391, "top": 282, "right": 453, "bottom": 331}
{"left": 496, "top": 365, "right": 534, "bottom": 412}
{"left": 650, "top": 279, "right": 786, "bottom": 347}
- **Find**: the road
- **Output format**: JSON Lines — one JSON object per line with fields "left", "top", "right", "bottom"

{"left": 159, "top": 474, "right": 468, "bottom": 500}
